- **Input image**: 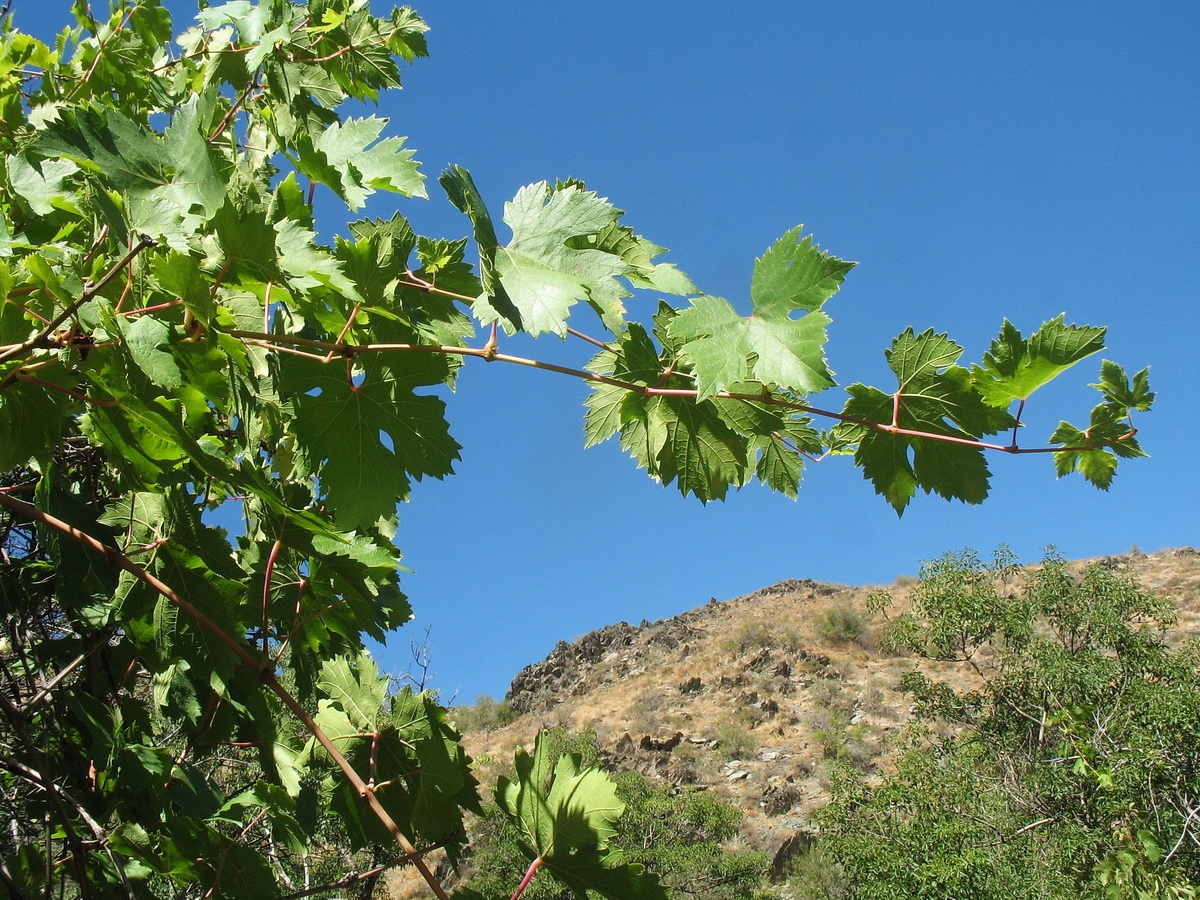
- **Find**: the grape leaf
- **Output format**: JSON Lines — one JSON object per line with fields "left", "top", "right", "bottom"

{"left": 616, "top": 392, "right": 749, "bottom": 502}
{"left": 1051, "top": 400, "right": 1147, "bottom": 490}
{"left": 444, "top": 170, "right": 673, "bottom": 337}
{"left": 1093, "top": 359, "right": 1154, "bottom": 411}
{"left": 668, "top": 227, "right": 852, "bottom": 399}
{"left": 285, "top": 357, "right": 460, "bottom": 531}
{"left": 567, "top": 214, "right": 697, "bottom": 330}
{"left": 5, "top": 153, "right": 79, "bottom": 216}
{"left": 0, "top": 363, "right": 70, "bottom": 470}
{"left": 538, "top": 846, "right": 667, "bottom": 900}
{"left": 713, "top": 391, "right": 820, "bottom": 499}
{"left": 971, "top": 315, "right": 1106, "bottom": 407}
{"left": 751, "top": 225, "right": 856, "bottom": 315}
{"left": 30, "top": 93, "right": 229, "bottom": 242}
{"left": 583, "top": 324, "right": 662, "bottom": 449}
{"left": 316, "top": 653, "right": 386, "bottom": 732}
{"left": 841, "top": 328, "right": 1014, "bottom": 514}
{"left": 496, "top": 733, "right": 666, "bottom": 899}
{"left": 439, "top": 165, "right": 520, "bottom": 326}
{"left": 289, "top": 116, "right": 425, "bottom": 210}
{"left": 490, "top": 182, "right": 632, "bottom": 336}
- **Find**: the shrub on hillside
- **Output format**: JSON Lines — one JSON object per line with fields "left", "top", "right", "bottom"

{"left": 813, "top": 602, "right": 866, "bottom": 645}
{"left": 451, "top": 694, "right": 517, "bottom": 733}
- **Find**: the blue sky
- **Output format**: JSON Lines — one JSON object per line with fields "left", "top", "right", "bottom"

{"left": 29, "top": 1, "right": 1200, "bottom": 703}
{"left": 375, "top": 1, "right": 1199, "bottom": 703}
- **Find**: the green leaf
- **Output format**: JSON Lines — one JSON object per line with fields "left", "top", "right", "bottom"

{"left": 386, "top": 688, "right": 480, "bottom": 846}
{"left": 285, "top": 356, "right": 460, "bottom": 531}
{"left": 0, "top": 363, "right": 70, "bottom": 470}
{"left": 669, "top": 294, "right": 834, "bottom": 400}
{"left": 1093, "top": 360, "right": 1154, "bottom": 411}
{"left": 668, "top": 228, "right": 851, "bottom": 399}
{"left": 290, "top": 116, "right": 425, "bottom": 210}
{"left": 1051, "top": 401, "right": 1146, "bottom": 489}
{"left": 439, "top": 165, "right": 515, "bottom": 322}
{"left": 274, "top": 217, "right": 364, "bottom": 303}
{"left": 654, "top": 395, "right": 749, "bottom": 502}
{"left": 713, "top": 392, "right": 819, "bottom": 499}
{"left": 489, "top": 181, "right": 631, "bottom": 336}
{"left": 841, "top": 328, "right": 1014, "bottom": 514}
{"left": 497, "top": 732, "right": 624, "bottom": 859}
{"left": 5, "top": 153, "right": 80, "bottom": 216}
{"left": 446, "top": 175, "right": 671, "bottom": 337}
{"left": 30, "top": 94, "right": 229, "bottom": 243}
{"left": 34, "top": 470, "right": 120, "bottom": 623}
{"left": 971, "top": 315, "right": 1106, "bottom": 407}
{"left": 316, "top": 652, "right": 386, "bottom": 732}
{"left": 583, "top": 324, "right": 662, "bottom": 449}
{"left": 540, "top": 846, "right": 667, "bottom": 900}
{"left": 568, "top": 216, "right": 697, "bottom": 329}
{"left": 496, "top": 733, "right": 667, "bottom": 899}
{"left": 751, "top": 225, "right": 855, "bottom": 315}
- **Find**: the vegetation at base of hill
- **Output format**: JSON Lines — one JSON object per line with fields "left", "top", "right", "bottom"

{"left": 815, "top": 549, "right": 1200, "bottom": 899}
{"left": 451, "top": 694, "right": 518, "bottom": 734}
{"left": 458, "top": 729, "right": 774, "bottom": 900}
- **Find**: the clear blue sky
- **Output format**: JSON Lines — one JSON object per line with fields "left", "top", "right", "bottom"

{"left": 29, "top": 1, "right": 1200, "bottom": 703}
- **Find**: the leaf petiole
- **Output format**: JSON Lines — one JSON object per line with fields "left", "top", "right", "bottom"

{"left": 510, "top": 856, "right": 544, "bottom": 900}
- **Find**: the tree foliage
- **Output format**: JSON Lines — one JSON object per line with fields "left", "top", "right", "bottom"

{"left": 820, "top": 551, "right": 1200, "bottom": 899}
{"left": 0, "top": 1, "right": 1154, "bottom": 897}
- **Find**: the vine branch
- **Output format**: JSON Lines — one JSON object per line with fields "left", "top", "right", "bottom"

{"left": 221, "top": 329, "right": 1135, "bottom": 456}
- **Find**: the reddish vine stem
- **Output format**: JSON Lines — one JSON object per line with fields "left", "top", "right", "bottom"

{"left": 112, "top": 250, "right": 136, "bottom": 313}
{"left": 1010, "top": 398, "right": 1026, "bottom": 450}
{"left": 81, "top": 224, "right": 110, "bottom": 267}
{"left": 118, "top": 300, "right": 182, "bottom": 318}
{"left": 326, "top": 304, "right": 363, "bottom": 362}
{"left": 0, "top": 492, "right": 451, "bottom": 900}
{"left": 510, "top": 857, "right": 544, "bottom": 900}
{"left": 8, "top": 301, "right": 50, "bottom": 324}
{"left": 208, "top": 79, "right": 259, "bottom": 142}
{"left": 69, "top": 6, "right": 136, "bottom": 100}
{"left": 9, "top": 373, "right": 119, "bottom": 407}
{"left": 221, "top": 329, "right": 1134, "bottom": 456}
{"left": 261, "top": 539, "right": 284, "bottom": 664}
{"left": 566, "top": 326, "right": 616, "bottom": 351}
{"left": 273, "top": 578, "right": 310, "bottom": 666}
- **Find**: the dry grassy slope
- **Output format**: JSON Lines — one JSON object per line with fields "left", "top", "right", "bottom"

{"left": 458, "top": 547, "right": 1200, "bottom": 871}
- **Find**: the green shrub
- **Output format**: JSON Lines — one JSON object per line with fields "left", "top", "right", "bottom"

{"left": 715, "top": 710, "right": 760, "bottom": 759}
{"left": 785, "top": 844, "right": 847, "bottom": 899}
{"left": 813, "top": 601, "right": 866, "bottom": 645}
{"left": 722, "top": 620, "right": 803, "bottom": 654}
{"left": 451, "top": 694, "right": 516, "bottom": 733}
{"left": 819, "top": 550, "right": 1200, "bottom": 898}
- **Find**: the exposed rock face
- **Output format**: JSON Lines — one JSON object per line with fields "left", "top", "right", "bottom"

{"left": 505, "top": 616, "right": 705, "bottom": 713}
{"left": 503, "top": 578, "right": 844, "bottom": 714}
{"left": 505, "top": 621, "right": 639, "bottom": 714}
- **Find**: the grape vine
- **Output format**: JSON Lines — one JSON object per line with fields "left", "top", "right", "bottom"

{"left": 0, "top": 1, "right": 1152, "bottom": 898}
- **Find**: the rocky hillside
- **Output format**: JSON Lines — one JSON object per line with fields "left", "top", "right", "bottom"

{"left": 453, "top": 546, "right": 1200, "bottom": 884}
